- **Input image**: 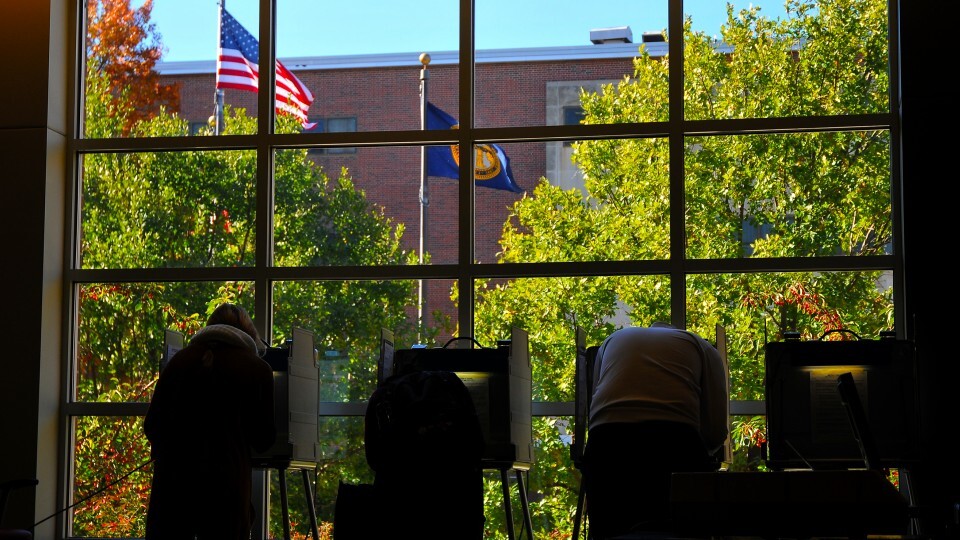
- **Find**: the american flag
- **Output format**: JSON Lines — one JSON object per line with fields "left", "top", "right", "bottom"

{"left": 216, "top": 8, "right": 315, "bottom": 128}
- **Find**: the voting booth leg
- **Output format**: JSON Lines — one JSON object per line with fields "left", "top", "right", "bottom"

{"left": 278, "top": 471, "right": 290, "bottom": 540}
{"left": 572, "top": 477, "right": 586, "bottom": 539}
{"left": 900, "top": 468, "right": 923, "bottom": 537}
{"left": 275, "top": 468, "right": 320, "bottom": 540}
{"left": 515, "top": 469, "right": 535, "bottom": 538}
{"left": 300, "top": 469, "right": 320, "bottom": 540}
{"left": 251, "top": 471, "right": 269, "bottom": 540}
{"left": 497, "top": 468, "right": 534, "bottom": 540}
{"left": 499, "top": 469, "right": 516, "bottom": 540}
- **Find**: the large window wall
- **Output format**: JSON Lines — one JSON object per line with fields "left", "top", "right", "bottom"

{"left": 65, "top": 0, "right": 901, "bottom": 538}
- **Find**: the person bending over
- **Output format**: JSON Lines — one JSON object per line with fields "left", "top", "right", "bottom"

{"left": 144, "top": 303, "right": 276, "bottom": 540}
{"left": 583, "top": 322, "right": 728, "bottom": 539}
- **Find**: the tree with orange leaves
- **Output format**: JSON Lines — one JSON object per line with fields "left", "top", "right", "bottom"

{"left": 85, "top": 0, "right": 180, "bottom": 133}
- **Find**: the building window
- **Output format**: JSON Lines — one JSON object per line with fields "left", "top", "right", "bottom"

{"left": 545, "top": 81, "right": 617, "bottom": 191}
{"left": 562, "top": 106, "right": 585, "bottom": 148}
{"left": 563, "top": 105, "right": 585, "bottom": 126}
{"left": 742, "top": 220, "right": 774, "bottom": 256}
{"left": 305, "top": 117, "right": 357, "bottom": 155}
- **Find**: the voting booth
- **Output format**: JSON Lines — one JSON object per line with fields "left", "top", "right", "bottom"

{"left": 382, "top": 327, "right": 533, "bottom": 465}
{"left": 670, "top": 332, "right": 919, "bottom": 539}
{"left": 162, "top": 326, "right": 321, "bottom": 540}
{"left": 163, "top": 326, "right": 321, "bottom": 468}
{"left": 378, "top": 327, "right": 535, "bottom": 540}
{"left": 764, "top": 332, "right": 919, "bottom": 471}
{"left": 252, "top": 327, "right": 320, "bottom": 469}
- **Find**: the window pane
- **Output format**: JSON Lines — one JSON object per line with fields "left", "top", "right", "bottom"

{"left": 476, "top": 0, "right": 668, "bottom": 128}
{"left": 79, "top": 150, "right": 257, "bottom": 269}
{"left": 71, "top": 416, "right": 151, "bottom": 538}
{"left": 326, "top": 118, "right": 356, "bottom": 132}
{"left": 294, "top": 417, "right": 372, "bottom": 538}
{"left": 684, "top": 131, "right": 892, "bottom": 259}
{"left": 84, "top": 0, "right": 259, "bottom": 138}
{"left": 528, "top": 416, "right": 579, "bottom": 535}
{"left": 276, "top": 146, "right": 463, "bottom": 266}
{"left": 562, "top": 106, "right": 585, "bottom": 126}
{"left": 483, "top": 416, "right": 577, "bottom": 536}
{"left": 487, "top": 139, "right": 669, "bottom": 264}
{"left": 273, "top": 278, "right": 459, "bottom": 400}
{"left": 76, "top": 281, "right": 255, "bottom": 402}
{"left": 474, "top": 275, "right": 672, "bottom": 401}
{"left": 683, "top": 0, "right": 890, "bottom": 119}
{"left": 275, "top": 0, "right": 460, "bottom": 133}
{"left": 305, "top": 118, "right": 358, "bottom": 155}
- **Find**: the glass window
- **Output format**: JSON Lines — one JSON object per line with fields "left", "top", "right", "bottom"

{"left": 79, "top": 151, "right": 257, "bottom": 270}
{"left": 67, "top": 1, "right": 901, "bottom": 538}
{"left": 70, "top": 416, "right": 152, "bottom": 537}
{"left": 274, "top": 145, "right": 460, "bottom": 265}
{"left": 305, "top": 117, "right": 357, "bottom": 155}
{"left": 475, "top": 0, "right": 669, "bottom": 127}
{"left": 682, "top": 0, "right": 888, "bottom": 120}
{"left": 75, "top": 281, "right": 255, "bottom": 402}
{"left": 480, "top": 139, "right": 670, "bottom": 263}
{"left": 562, "top": 106, "right": 585, "bottom": 126}
{"left": 684, "top": 131, "right": 892, "bottom": 259}
{"left": 275, "top": 0, "right": 460, "bottom": 133}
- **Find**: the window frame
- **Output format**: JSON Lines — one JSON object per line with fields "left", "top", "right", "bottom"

{"left": 62, "top": 0, "right": 904, "bottom": 538}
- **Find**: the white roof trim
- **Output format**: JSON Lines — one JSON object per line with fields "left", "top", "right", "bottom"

{"left": 156, "top": 42, "right": 668, "bottom": 75}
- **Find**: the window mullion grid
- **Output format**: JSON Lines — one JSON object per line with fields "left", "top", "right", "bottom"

{"left": 668, "top": 0, "right": 688, "bottom": 326}
{"left": 458, "top": 0, "right": 476, "bottom": 337}
{"left": 255, "top": 0, "right": 278, "bottom": 338}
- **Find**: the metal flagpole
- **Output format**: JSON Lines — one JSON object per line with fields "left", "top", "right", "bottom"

{"left": 418, "top": 53, "right": 431, "bottom": 340}
{"left": 213, "top": 0, "right": 225, "bottom": 135}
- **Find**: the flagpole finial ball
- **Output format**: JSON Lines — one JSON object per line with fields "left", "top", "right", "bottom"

{"left": 419, "top": 53, "right": 431, "bottom": 66}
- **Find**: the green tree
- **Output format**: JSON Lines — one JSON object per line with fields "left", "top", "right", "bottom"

{"left": 73, "top": 0, "right": 894, "bottom": 537}
{"left": 75, "top": 47, "right": 417, "bottom": 540}
{"left": 472, "top": 0, "right": 892, "bottom": 536}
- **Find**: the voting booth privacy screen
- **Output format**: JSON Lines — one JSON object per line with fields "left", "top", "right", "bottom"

{"left": 254, "top": 327, "right": 320, "bottom": 468}
{"left": 764, "top": 336, "right": 919, "bottom": 470}
{"left": 162, "top": 326, "right": 321, "bottom": 469}
{"left": 162, "top": 329, "right": 183, "bottom": 371}
{"left": 381, "top": 327, "right": 534, "bottom": 465}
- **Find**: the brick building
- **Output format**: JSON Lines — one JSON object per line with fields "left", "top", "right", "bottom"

{"left": 159, "top": 30, "right": 665, "bottom": 266}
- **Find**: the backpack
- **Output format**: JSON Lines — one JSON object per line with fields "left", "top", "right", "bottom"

{"left": 366, "top": 369, "right": 484, "bottom": 468}
{"left": 363, "top": 369, "right": 485, "bottom": 538}
{"left": 332, "top": 480, "right": 376, "bottom": 540}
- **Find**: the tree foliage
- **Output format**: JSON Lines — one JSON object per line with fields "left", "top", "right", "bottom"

{"left": 75, "top": 5, "right": 416, "bottom": 536}
{"left": 85, "top": 0, "right": 180, "bottom": 133}
{"left": 473, "top": 0, "right": 893, "bottom": 536}
{"left": 72, "top": 0, "right": 894, "bottom": 538}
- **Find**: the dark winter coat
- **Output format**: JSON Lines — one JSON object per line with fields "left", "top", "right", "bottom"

{"left": 144, "top": 324, "right": 275, "bottom": 540}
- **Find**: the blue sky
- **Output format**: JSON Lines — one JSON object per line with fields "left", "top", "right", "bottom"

{"left": 142, "top": 0, "right": 792, "bottom": 63}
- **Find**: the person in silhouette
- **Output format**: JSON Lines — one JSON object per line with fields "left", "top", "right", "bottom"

{"left": 583, "top": 322, "right": 728, "bottom": 539}
{"left": 144, "top": 303, "right": 275, "bottom": 540}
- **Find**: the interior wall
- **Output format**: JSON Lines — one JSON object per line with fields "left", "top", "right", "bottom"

{"left": 0, "top": 1, "right": 67, "bottom": 538}
{"left": 899, "top": 2, "right": 957, "bottom": 536}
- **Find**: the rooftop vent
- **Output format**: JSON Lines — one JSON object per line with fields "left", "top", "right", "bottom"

{"left": 641, "top": 32, "right": 666, "bottom": 43}
{"left": 590, "top": 26, "right": 633, "bottom": 45}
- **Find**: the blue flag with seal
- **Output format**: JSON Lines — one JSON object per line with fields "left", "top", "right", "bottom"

{"left": 426, "top": 102, "right": 523, "bottom": 193}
